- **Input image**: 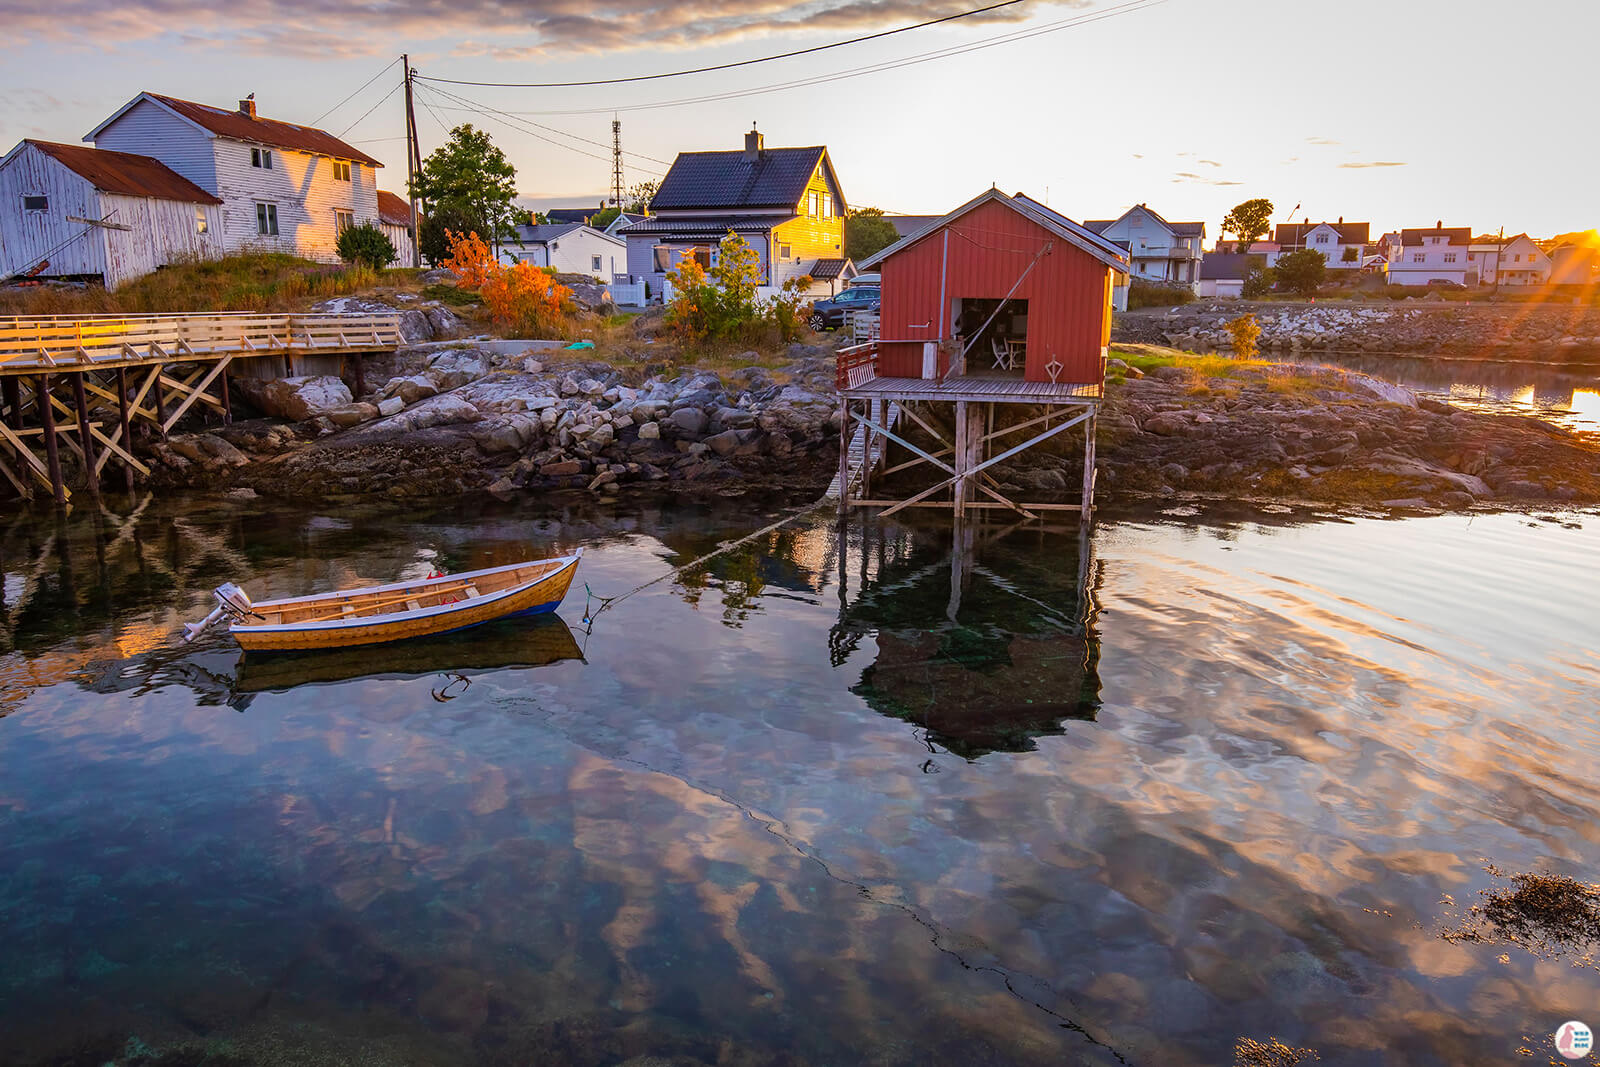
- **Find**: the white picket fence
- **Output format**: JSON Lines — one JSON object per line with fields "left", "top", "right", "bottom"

{"left": 609, "top": 275, "right": 647, "bottom": 307}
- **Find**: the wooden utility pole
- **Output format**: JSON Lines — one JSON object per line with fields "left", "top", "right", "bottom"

{"left": 403, "top": 54, "right": 423, "bottom": 268}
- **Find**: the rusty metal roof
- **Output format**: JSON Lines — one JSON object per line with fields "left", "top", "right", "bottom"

{"left": 376, "top": 190, "right": 413, "bottom": 227}
{"left": 26, "top": 140, "right": 222, "bottom": 204}
{"left": 146, "top": 93, "right": 383, "bottom": 168}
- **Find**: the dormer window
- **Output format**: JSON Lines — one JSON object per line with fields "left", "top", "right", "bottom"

{"left": 332, "top": 161, "right": 351, "bottom": 182}
{"left": 252, "top": 148, "right": 273, "bottom": 169}
{"left": 809, "top": 192, "right": 819, "bottom": 216}
{"left": 821, "top": 193, "right": 831, "bottom": 218}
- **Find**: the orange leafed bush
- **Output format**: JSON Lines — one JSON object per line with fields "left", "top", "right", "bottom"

{"left": 482, "top": 261, "right": 571, "bottom": 337}
{"left": 442, "top": 230, "right": 495, "bottom": 287}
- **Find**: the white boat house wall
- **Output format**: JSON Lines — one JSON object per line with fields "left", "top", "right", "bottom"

{"left": 0, "top": 139, "right": 222, "bottom": 289}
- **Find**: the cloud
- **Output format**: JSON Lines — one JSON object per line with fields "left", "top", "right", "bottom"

{"left": 1198, "top": 159, "right": 1221, "bottom": 167}
{"left": 1338, "top": 160, "right": 1406, "bottom": 169}
{"left": 1306, "top": 137, "right": 1339, "bottom": 145}
{"left": 1172, "top": 171, "right": 1242, "bottom": 186}
{"left": 1131, "top": 153, "right": 1144, "bottom": 159}
{"left": 4, "top": 0, "right": 1072, "bottom": 57}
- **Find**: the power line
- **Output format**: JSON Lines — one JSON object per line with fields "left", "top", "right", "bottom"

{"left": 416, "top": 0, "right": 1033, "bottom": 88}
{"left": 435, "top": 0, "right": 1166, "bottom": 119}
{"left": 336, "top": 80, "right": 403, "bottom": 137}
{"left": 418, "top": 83, "right": 667, "bottom": 176}
{"left": 312, "top": 58, "right": 400, "bottom": 126}
{"left": 420, "top": 84, "right": 670, "bottom": 165}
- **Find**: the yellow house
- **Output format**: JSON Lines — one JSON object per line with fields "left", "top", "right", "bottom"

{"left": 619, "top": 127, "right": 853, "bottom": 296}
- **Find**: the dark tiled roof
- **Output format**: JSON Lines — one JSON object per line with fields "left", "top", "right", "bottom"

{"left": 26, "top": 140, "right": 221, "bottom": 204}
{"left": 145, "top": 93, "right": 382, "bottom": 167}
{"left": 884, "top": 215, "right": 939, "bottom": 237}
{"left": 542, "top": 208, "right": 598, "bottom": 224}
{"left": 808, "top": 257, "right": 849, "bottom": 280}
{"left": 1200, "top": 252, "right": 1259, "bottom": 281}
{"left": 376, "top": 190, "right": 413, "bottom": 227}
{"left": 1401, "top": 227, "right": 1471, "bottom": 246}
{"left": 509, "top": 222, "right": 586, "bottom": 244}
{"left": 616, "top": 215, "right": 791, "bottom": 237}
{"left": 1275, "top": 221, "right": 1370, "bottom": 246}
{"left": 651, "top": 147, "right": 827, "bottom": 211}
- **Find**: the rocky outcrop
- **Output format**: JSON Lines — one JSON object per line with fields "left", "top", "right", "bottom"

{"left": 1115, "top": 300, "right": 1600, "bottom": 358}
{"left": 231, "top": 375, "right": 352, "bottom": 420}
{"left": 311, "top": 295, "right": 466, "bottom": 344}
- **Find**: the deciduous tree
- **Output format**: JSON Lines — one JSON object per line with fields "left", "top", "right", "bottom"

{"left": 1274, "top": 249, "right": 1327, "bottom": 296}
{"left": 335, "top": 222, "right": 396, "bottom": 271}
{"left": 411, "top": 125, "right": 520, "bottom": 252}
{"left": 1221, "top": 198, "right": 1274, "bottom": 248}
{"left": 845, "top": 208, "right": 901, "bottom": 263}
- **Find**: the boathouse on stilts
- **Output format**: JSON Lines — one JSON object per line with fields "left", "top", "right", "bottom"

{"left": 826, "top": 189, "right": 1130, "bottom": 523}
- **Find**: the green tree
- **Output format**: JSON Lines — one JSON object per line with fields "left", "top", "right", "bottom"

{"left": 1274, "top": 249, "right": 1326, "bottom": 296}
{"left": 845, "top": 208, "right": 901, "bottom": 263}
{"left": 335, "top": 221, "right": 396, "bottom": 271}
{"left": 625, "top": 180, "right": 659, "bottom": 213}
{"left": 1241, "top": 261, "right": 1275, "bottom": 299}
{"left": 417, "top": 204, "right": 478, "bottom": 267}
{"left": 410, "top": 124, "right": 520, "bottom": 251}
{"left": 1341, "top": 246, "right": 1359, "bottom": 263}
{"left": 1221, "top": 198, "right": 1274, "bottom": 248}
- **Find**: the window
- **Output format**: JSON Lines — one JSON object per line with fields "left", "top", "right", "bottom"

{"left": 809, "top": 192, "right": 819, "bottom": 216}
{"left": 332, "top": 160, "right": 351, "bottom": 182}
{"left": 22, "top": 195, "right": 47, "bottom": 211}
{"left": 1468, "top": 253, "right": 1476, "bottom": 261}
{"left": 195, "top": 208, "right": 208, "bottom": 234}
{"left": 255, "top": 202, "right": 278, "bottom": 236}
{"left": 591, "top": 254, "right": 602, "bottom": 272}
{"left": 653, "top": 245, "right": 672, "bottom": 272}
{"left": 691, "top": 246, "right": 711, "bottom": 269}
{"left": 778, "top": 243, "right": 792, "bottom": 260}
{"left": 251, "top": 148, "right": 273, "bottom": 169}
{"left": 1443, "top": 252, "right": 1457, "bottom": 263}
{"left": 1315, "top": 233, "right": 1329, "bottom": 244}
{"left": 334, "top": 209, "right": 353, "bottom": 233}
{"left": 1513, "top": 253, "right": 1522, "bottom": 262}
{"left": 1412, "top": 252, "right": 1425, "bottom": 263}
{"left": 821, "top": 193, "right": 831, "bottom": 218}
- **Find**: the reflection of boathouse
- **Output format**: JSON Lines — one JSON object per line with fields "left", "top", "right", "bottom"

{"left": 832, "top": 519, "right": 1101, "bottom": 759}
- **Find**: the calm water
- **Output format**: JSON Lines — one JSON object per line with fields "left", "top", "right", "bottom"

{"left": 1281, "top": 350, "right": 1600, "bottom": 437}
{"left": 2, "top": 493, "right": 1598, "bottom": 1065}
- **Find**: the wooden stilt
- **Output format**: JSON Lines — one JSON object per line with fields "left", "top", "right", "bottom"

{"left": 116, "top": 367, "right": 136, "bottom": 494}
{"left": 1081, "top": 408, "right": 1098, "bottom": 524}
{"left": 151, "top": 372, "right": 168, "bottom": 441}
{"left": 2, "top": 376, "right": 20, "bottom": 429}
{"left": 72, "top": 372, "right": 100, "bottom": 498}
{"left": 220, "top": 362, "right": 232, "bottom": 426}
{"left": 836, "top": 397, "right": 850, "bottom": 517}
{"left": 37, "top": 375, "right": 65, "bottom": 507}
{"left": 952, "top": 400, "right": 968, "bottom": 518}
{"left": 351, "top": 354, "right": 366, "bottom": 399}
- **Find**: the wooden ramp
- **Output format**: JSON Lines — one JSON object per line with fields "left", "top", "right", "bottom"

{"left": 0, "top": 311, "right": 402, "bottom": 504}
{"left": 824, "top": 398, "right": 898, "bottom": 501}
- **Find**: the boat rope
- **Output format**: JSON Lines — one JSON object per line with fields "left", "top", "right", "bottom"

{"left": 581, "top": 499, "right": 826, "bottom": 628}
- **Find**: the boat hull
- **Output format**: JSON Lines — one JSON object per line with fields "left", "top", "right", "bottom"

{"left": 230, "top": 555, "right": 579, "bottom": 652}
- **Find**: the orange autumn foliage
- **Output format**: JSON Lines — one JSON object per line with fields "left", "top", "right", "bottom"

{"left": 482, "top": 261, "right": 571, "bottom": 336}
{"left": 442, "top": 230, "right": 495, "bottom": 288}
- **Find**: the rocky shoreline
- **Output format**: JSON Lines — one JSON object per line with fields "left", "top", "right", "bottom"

{"left": 1114, "top": 300, "right": 1600, "bottom": 358}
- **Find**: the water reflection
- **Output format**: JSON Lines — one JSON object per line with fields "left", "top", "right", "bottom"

{"left": 834, "top": 517, "right": 1101, "bottom": 758}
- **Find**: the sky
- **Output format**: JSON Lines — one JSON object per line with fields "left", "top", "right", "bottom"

{"left": 0, "top": 0, "right": 1592, "bottom": 239}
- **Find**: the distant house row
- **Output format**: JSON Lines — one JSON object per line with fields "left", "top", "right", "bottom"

{"left": 0, "top": 92, "right": 421, "bottom": 288}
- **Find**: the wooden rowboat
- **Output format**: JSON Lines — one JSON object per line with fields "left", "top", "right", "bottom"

{"left": 183, "top": 551, "right": 582, "bottom": 652}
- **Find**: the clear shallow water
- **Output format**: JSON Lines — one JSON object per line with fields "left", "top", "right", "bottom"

{"left": 1, "top": 494, "right": 1598, "bottom": 1065}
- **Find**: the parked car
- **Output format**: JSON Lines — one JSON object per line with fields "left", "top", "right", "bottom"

{"left": 809, "top": 286, "right": 880, "bottom": 331}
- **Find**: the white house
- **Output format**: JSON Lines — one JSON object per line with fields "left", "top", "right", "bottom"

{"left": 1490, "top": 234, "right": 1550, "bottom": 286}
{"left": 501, "top": 221, "right": 627, "bottom": 279}
{"left": 1083, "top": 204, "right": 1205, "bottom": 292}
{"left": 86, "top": 92, "right": 382, "bottom": 263}
{"left": 376, "top": 190, "right": 415, "bottom": 268}
{"left": 1273, "top": 220, "right": 1370, "bottom": 270}
{"left": 0, "top": 139, "right": 222, "bottom": 289}
{"left": 603, "top": 212, "right": 647, "bottom": 238}
{"left": 1550, "top": 244, "right": 1599, "bottom": 287}
{"left": 1386, "top": 223, "right": 1474, "bottom": 286}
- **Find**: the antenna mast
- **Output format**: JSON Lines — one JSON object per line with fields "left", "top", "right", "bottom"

{"left": 610, "top": 118, "right": 624, "bottom": 208}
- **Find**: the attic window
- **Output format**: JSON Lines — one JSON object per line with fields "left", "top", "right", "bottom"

{"left": 22, "top": 195, "right": 47, "bottom": 211}
{"left": 808, "top": 192, "right": 819, "bottom": 216}
{"left": 252, "top": 148, "right": 273, "bottom": 169}
{"left": 821, "top": 193, "right": 830, "bottom": 218}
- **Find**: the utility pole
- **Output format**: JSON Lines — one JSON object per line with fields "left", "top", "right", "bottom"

{"left": 611, "top": 118, "right": 624, "bottom": 208}
{"left": 403, "top": 54, "right": 422, "bottom": 267}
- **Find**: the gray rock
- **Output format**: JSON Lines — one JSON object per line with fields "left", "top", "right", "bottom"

{"left": 589, "top": 423, "right": 615, "bottom": 449}
{"left": 423, "top": 305, "right": 465, "bottom": 337}
{"left": 426, "top": 349, "right": 489, "bottom": 389}
{"left": 388, "top": 375, "right": 439, "bottom": 405}
{"left": 420, "top": 268, "right": 460, "bottom": 285}
{"left": 669, "top": 408, "right": 708, "bottom": 436}
{"left": 377, "top": 396, "right": 405, "bottom": 417}
{"left": 470, "top": 419, "right": 525, "bottom": 454}
{"left": 637, "top": 421, "right": 661, "bottom": 440}
{"left": 706, "top": 429, "right": 741, "bottom": 456}
{"left": 235, "top": 375, "right": 353, "bottom": 421}
{"left": 327, "top": 402, "right": 378, "bottom": 429}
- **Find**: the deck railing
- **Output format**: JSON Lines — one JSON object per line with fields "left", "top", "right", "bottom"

{"left": 0, "top": 312, "right": 404, "bottom": 372}
{"left": 836, "top": 342, "right": 879, "bottom": 390}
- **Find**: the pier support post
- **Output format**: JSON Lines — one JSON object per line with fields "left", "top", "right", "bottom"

{"left": 220, "top": 363, "right": 232, "bottom": 426}
{"left": 72, "top": 372, "right": 99, "bottom": 499}
{"left": 1080, "top": 407, "right": 1098, "bottom": 525}
{"left": 151, "top": 372, "right": 168, "bottom": 441}
{"left": 836, "top": 397, "right": 850, "bottom": 516}
{"left": 116, "top": 367, "right": 136, "bottom": 494}
{"left": 37, "top": 375, "right": 65, "bottom": 507}
{"left": 350, "top": 355, "right": 366, "bottom": 400}
{"left": 2, "top": 377, "right": 20, "bottom": 429}
{"left": 953, "top": 401, "right": 968, "bottom": 518}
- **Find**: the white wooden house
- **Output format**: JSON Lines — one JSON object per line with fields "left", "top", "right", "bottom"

{"left": 501, "top": 222, "right": 627, "bottom": 279}
{"left": 1386, "top": 224, "right": 1474, "bottom": 286}
{"left": 1083, "top": 205, "right": 1205, "bottom": 292}
{"left": 1272, "top": 220, "right": 1370, "bottom": 270}
{"left": 0, "top": 139, "right": 222, "bottom": 289}
{"left": 86, "top": 93, "right": 382, "bottom": 263}
{"left": 376, "top": 190, "right": 416, "bottom": 268}
{"left": 1491, "top": 234, "right": 1550, "bottom": 286}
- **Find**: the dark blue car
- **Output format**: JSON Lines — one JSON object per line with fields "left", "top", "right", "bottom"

{"left": 809, "top": 286, "right": 880, "bottom": 331}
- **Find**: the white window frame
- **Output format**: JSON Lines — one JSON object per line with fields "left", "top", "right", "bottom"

{"left": 332, "top": 160, "right": 351, "bottom": 182}
{"left": 251, "top": 148, "right": 273, "bottom": 170}
{"left": 808, "top": 192, "right": 819, "bottom": 216}
{"left": 334, "top": 208, "right": 354, "bottom": 233}
{"left": 821, "top": 193, "right": 831, "bottom": 218}
{"left": 778, "top": 243, "right": 792, "bottom": 260}
{"left": 256, "top": 201, "right": 279, "bottom": 237}
{"left": 590, "top": 254, "right": 602, "bottom": 272}
{"left": 1443, "top": 252, "right": 1457, "bottom": 264}
{"left": 195, "top": 208, "right": 208, "bottom": 234}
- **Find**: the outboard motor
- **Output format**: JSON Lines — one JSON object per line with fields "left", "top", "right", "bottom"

{"left": 182, "top": 582, "right": 257, "bottom": 643}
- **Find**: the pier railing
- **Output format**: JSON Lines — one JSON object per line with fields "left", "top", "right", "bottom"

{"left": 0, "top": 312, "right": 404, "bottom": 373}
{"left": 836, "top": 342, "right": 879, "bottom": 390}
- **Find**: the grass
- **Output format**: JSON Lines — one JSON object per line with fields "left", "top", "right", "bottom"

{"left": 0, "top": 253, "right": 423, "bottom": 315}
{"left": 420, "top": 282, "right": 481, "bottom": 307}
{"left": 1108, "top": 345, "right": 1361, "bottom": 401}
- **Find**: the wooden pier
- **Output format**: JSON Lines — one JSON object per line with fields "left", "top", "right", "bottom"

{"left": 0, "top": 311, "right": 402, "bottom": 504}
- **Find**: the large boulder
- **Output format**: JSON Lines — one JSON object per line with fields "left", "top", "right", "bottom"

{"left": 235, "top": 375, "right": 353, "bottom": 421}
{"left": 567, "top": 282, "right": 617, "bottom": 316}
{"left": 423, "top": 305, "right": 465, "bottom": 338}
{"left": 426, "top": 349, "right": 490, "bottom": 389}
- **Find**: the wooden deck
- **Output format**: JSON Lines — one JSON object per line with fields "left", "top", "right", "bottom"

{"left": 842, "top": 372, "right": 1102, "bottom": 404}
{"left": 0, "top": 312, "right": 403, "bottom": 374}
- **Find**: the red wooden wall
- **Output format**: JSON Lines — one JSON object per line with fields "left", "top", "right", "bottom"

{"left": 876, "top": 198, "right": 1113, "bottom": 384}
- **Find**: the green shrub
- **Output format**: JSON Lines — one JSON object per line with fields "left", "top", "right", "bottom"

{"left": 336, "top": 222, "right": 396, "bottom": 271}
{"left": 1127, "top": 279, "right": 1196, "bottom": 309}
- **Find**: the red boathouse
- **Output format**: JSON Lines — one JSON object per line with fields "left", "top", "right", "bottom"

{"left": 829, "top": 189, "right": 1130, "bottom": 522}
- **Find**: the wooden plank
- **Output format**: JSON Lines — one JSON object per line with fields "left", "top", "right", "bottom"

{"left": 162, "top": 356, "right": 232, "bottom": 433}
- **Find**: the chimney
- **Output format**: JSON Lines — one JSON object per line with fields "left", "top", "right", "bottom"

{"left": 1337, "top": 215, "right": 1343, "bottom": 224}
{"left": 239, "top": 98, "right": 256, "bottom": 119}
{"left": 743, "top": 124, "right": 764, "bottom": 163}
{"left": 1436, "top": 219, "right": 1442, "bottom": 229}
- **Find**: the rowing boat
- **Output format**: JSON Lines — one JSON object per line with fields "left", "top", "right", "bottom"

{"left": 182, "top": 550, "right": 582, "bottom": 652}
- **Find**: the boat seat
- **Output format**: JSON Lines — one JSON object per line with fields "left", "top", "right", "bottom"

{"left": 463, "top": 584, "right": 480, "bottom": 599}
{"left": 406, "top": 599, "right": 422, "bottom": 611}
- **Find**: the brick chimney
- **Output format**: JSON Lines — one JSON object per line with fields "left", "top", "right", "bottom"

{"left": 743, "top": 124, "right": 764, "bottom": 163}
{"left": 239, "top": 97, "right": 256, "bottom": 119}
